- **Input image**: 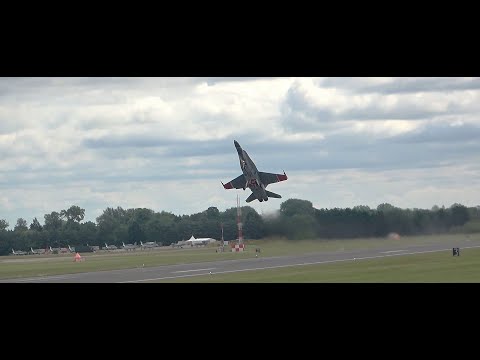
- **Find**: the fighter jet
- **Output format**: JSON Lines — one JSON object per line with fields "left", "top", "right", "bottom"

{"left": 12, "top": 248, "right": 28, "bottom": 255}
{"left": 104, "top": 242, "right": 118, "bottom": 250}
{"left": 30, "top": 247, "right": 46, "bottom": 255}
{"left": 140, "top": 241, "right": 159, "bottom": 249}
{"left": 222, "top": 140, "right": 288, "bottom": 202}
{"left": 122, "top": 242, "right": 137, "bottom": 251}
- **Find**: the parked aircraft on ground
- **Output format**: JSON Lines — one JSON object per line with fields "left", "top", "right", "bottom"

{"left": 12, "top": 249, "right": 28, "bottom": 255}
{"left": 122, "top": 242, "right": 137, "bottom": 250}
{"left": 104, "top": 243, "right": 118, "bottom": 250}
{"left": 140, "top": 241, "right": 159, "bottom": 249}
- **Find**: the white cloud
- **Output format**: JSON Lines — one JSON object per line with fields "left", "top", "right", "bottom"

{"left": 1, "top": 77, "right": 480, "bottom": 228}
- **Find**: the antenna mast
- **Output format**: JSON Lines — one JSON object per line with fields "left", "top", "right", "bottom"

{"left": 237, "top": 194, "right": 243, "bottom": 245}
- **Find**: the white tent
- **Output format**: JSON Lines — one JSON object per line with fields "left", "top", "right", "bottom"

{"left": 185, "top": 235, "right": 216, "bottom": 245}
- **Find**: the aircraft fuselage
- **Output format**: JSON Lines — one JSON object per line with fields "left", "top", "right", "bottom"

{"left": 234, "top": 140, "right": 269, "bottom": 202}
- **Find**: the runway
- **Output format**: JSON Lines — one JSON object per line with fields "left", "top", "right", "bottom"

{"left": 1, "top": 239, "right": 478, "bottom": 283}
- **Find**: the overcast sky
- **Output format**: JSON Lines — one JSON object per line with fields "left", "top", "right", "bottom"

{"left": 1, "top": 77, "right": 480, "bottom": 229}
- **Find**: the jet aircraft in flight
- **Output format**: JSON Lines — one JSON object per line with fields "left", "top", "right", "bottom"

{"left": 222, "top": 140, "right": 287, "bottom": 202}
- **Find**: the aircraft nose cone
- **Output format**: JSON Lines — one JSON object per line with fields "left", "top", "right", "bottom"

{"left": 234, "top": 140, "right": 243, "bottom": 156}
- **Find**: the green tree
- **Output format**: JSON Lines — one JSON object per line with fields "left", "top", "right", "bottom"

{"left": 377, "top": 203, "right": 397, "bottom": 212}
{"left": 113, "top": 224, "right": 129, "bottom": 246}
{"left": 12, "top": 230, "right": 30, "bottom": 250}
{"left": 14, "top": 218, "right": 28, "bottom": 232}
{"left": 44, "top": 212, "right": 64, "bottom": 231}
{"left": 30, "top": 217, "right": 43, "bottom": 231}
{"left": 412, "top": 210, "right": 428, "bottom": 234}
{"left": 145, "top": 212, "right": 182, "bottom": 245}
{"left": 96, "top": 207, "right": 129, "bottom": 246}
{"left": 284, "top": 214, "right": 317, "bottom": 240}
{"left": 128, "top": 220, "right": 146, "bottom": 244}
{"left": 0, "top": 219, "right": 9, "bottom": 231}
{"left": 131, "top": 208, "right": 154, "bottom": 226}
{"left": 97, "top": 207, "right": 128, "bottom": 227}
{"left": 78, "top": 221, "right": 98, "bottom": 246}
{"left": 205, "top": 207, "right": 220, "bottom": 219}
{"left": 60, "top": 224, "right": 80, "bottom": 247}
{"left": 243, "top": 211, "right": 266, "bottom": 239}
{"left": 467, "top": 206, "right": 480, "bottom": 220}
{"left": 0, "top": 230, "right": 15, "bottom": 255}
{"left": 60, "top": 205, "right": 85, "bottom": 223}
{"left": 450, "top": 204, "right": 469, "bottom": 227}
{"left": 177, "top": 215, "right": 194, "bottom": 241}
{"left": 262, "top": 211, "right": 283, "bottom": 238}
{"left": 280, "top": 199, "right": 315, "bottom": 217}
{"left": 353, "top": 205, "right": 372, "bottom": 212}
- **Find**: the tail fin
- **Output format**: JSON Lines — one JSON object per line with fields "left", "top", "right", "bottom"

{"left": 245, "top": 193, "right": 257, "bottom": 203}
{"left": 265, "top": 190, "right": 282, "bottom": 199}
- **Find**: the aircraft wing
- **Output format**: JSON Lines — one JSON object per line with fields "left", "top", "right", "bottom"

{"left": 259, "top": 171, "right": 288, "bottom": 187}
{"left": 222, "top": 174, "right": 247, "bottom": 189}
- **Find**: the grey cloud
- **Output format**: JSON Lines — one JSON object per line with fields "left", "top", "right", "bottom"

{"left": 319, "top": 77, "right": 480, "bottom": 94}
{"left": 83, "top": 135, "right": 234, "bottom": 157}
{"left": 362, "top": 78, "right": 480, "bottom": 94}
{"left": 84, "top": 135, "right": 172, "bottom": 149}
{"left": 4, "top": 120, "right": 480, "bottom": 194}
{"left": 87, "top": 135, "right": 322, "bottom": 164}
{"left": 346, "top": 107, "right": 450, "bottom": 121}
{"left": 80, "top": 107, "right": 244, "bottom": 156}
{"left": 0, "top": 120, "right": 21, "bottom": 134}
{"left": 207, "top": 135, "right": 422, "bottom": 172}
{"left": 203, "top": 77, "right": 277, "bottom": 86}
{"left": 390, "top": 123, "right": 480, "bottom": 144}
{"left": 324, "top": 126, "right": 480, "bottom": 170}
{"left": 237, "top": 127, "right": 480, "bottom": 173}
{"left": 0, "top": 77, "right": 175, "bottom": 91}
{"left": 279, "top": 85, "right": 336, "bottom": 131}
{"left": 280, "top": 84, "right": 446, "bottom": 132}
{"left": 0, "top": 169, "right": 207, "bottom": 188}
{"left": 2, "top": 77, "right": 480, "bottom": 228}
{"left": 0, "top": 77, "right": 268, "bottom": 95}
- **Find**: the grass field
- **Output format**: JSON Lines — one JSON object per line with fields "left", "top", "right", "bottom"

{"left": 0, "top": 247, "right": 253, "bottom": 280}
{"left": 246, "top": 232, "right": 480, "bottom": 254}
{"left": 154, "top": 247, "right": 480, "bottom": 282}
{"left": 1, "top": 233, "right": 479, "bottom": 281}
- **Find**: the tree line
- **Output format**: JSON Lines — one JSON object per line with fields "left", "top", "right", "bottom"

{"left": 0, "top": 200, "right": 477, "bottom": 256}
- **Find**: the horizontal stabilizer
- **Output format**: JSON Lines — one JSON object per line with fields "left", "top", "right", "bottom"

{"left": 245, "top": 193, "right": 257, "bottom": 203}
{"left": 265, "top": 190, "right": 281, "bottom": 198}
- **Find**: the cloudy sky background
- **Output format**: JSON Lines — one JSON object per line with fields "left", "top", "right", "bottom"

{"left": 1, "top": 77, "right": 480, "bottom": 229}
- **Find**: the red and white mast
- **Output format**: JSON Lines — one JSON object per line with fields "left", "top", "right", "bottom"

{"left": 237, "top": 194, "right": 243, "bottom": 245}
